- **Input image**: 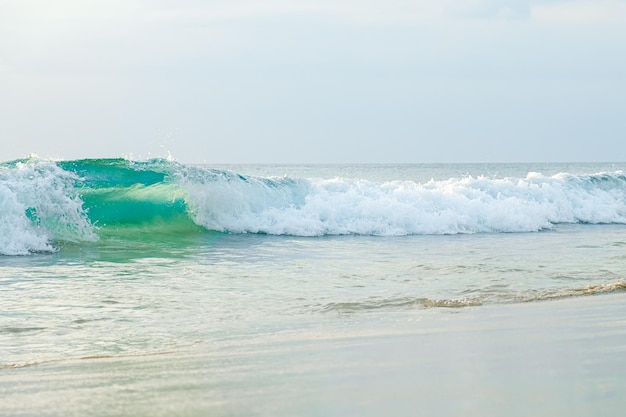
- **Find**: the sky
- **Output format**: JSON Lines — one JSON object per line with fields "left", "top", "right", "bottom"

{"left": 1, "top": 0, "right": 626, "bottom": 163}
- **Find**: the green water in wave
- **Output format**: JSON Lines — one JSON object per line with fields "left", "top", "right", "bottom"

{"left": 59, "top": 158, "right": 203, "bottom": 237}
{"left": 58, "top": 158, "right": 169, "bottom": 187}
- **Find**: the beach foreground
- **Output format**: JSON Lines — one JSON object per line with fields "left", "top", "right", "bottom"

{"left": 2, "top": 293, "right": 625, "bottom": 417}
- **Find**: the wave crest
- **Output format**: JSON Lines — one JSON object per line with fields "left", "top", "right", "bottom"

{"left": 3, "top": 158, "right": 626, "bottom": 254}
{"left": 0, "top": 159, "right": 95, "bottom": 255}
{"left": 180, "top": 168, "right": 626, "bottom": 236}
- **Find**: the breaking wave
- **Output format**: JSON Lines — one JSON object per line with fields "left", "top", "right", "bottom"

{"left": 2, "top": 157, "right": 626, "bottom": 254}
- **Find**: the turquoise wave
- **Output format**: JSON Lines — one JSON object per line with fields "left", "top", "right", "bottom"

{"left": 57, "top": 159, "right": 200, "bottom": 234}
{"left": 0, "top": 158, "right": 205, "bottom": 254}
{"left": 2, "top": 157, "right": 626, "bottom": 255}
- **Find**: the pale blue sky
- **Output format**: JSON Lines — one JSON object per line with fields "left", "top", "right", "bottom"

{"left": 1, "top": 0, "right": 625, "bottom": 163}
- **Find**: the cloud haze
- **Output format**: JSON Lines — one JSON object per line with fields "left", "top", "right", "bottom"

{"left": 1, "top": 0, "right": 625, "bottom": 163}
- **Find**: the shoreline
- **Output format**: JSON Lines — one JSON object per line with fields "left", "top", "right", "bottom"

{"left": 2, "top": 292, "right": 626, "bottom": 416}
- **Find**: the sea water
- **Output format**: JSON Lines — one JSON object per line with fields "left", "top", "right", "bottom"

{"left": 1, "top": 159, "right": 626, "bottom": 416}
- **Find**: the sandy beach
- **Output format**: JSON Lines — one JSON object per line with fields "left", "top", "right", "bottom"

{"left": 2, "top": 292, "right": 625, "bottom": 417}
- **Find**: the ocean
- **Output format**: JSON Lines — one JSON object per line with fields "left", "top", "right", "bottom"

{"left": 1, "top": 158, "right": 626, "bottom": 416}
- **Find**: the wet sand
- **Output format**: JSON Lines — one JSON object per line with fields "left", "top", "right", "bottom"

{"left": 2, "top": 293, "right": 625, "bottom": 417}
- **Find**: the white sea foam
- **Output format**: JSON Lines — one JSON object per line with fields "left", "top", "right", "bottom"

{"left": 0, "top": 160, "right": 95, "bottom": 255}
{"left": 180, "top": 168, "right": 626, "bottom": 236}
{"left": 3, "top": 160, "right": 626, "bottom": 254}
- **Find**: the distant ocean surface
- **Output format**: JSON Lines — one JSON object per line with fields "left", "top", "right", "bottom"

{"left": 2, "top": 158, "right": 626, "bottom": 416}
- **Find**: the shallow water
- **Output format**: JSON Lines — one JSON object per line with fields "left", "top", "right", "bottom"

{"left": 2, "top": 294, "right": 625, "bottom": 417}
{"left": 2, "top": 222, "right": 626, "bottom": 367}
